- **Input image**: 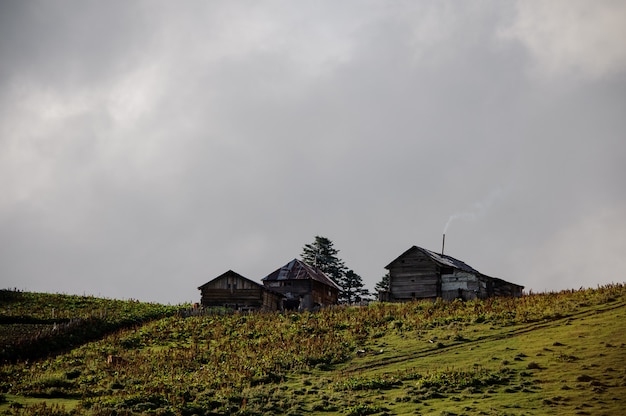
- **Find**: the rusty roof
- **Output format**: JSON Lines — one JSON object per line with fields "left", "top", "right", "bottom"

{"left": 261, "top": 259, "right": 341, "bottom": 290}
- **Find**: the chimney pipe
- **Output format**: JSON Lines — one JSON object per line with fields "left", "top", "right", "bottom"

{"left": 441, "top": 233, "right": 446, "bottom": 256}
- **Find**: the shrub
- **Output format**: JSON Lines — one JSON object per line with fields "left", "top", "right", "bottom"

{"left": 345, "top": 403, "right": 385, "bottom": 416}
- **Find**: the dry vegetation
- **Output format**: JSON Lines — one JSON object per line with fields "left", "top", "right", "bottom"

{"left": 1, "top": 284, "right": 625, "bottom": 415}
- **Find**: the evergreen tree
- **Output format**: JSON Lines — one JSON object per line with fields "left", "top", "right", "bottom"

{"left": 301, "top": 236, "right": 345, "bottom": 285}
{"left": 375, "top": 272, "right": 390, "bottom": 294}
{"left": 301, "top": 236, "right": 372, "bottom": 304}
{"left": 341, "top": 269, "right": 370, "bottom": 304}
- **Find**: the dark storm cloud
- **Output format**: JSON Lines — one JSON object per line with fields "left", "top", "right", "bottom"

{"left": 1, "top": 1, "right": 625, "bottom": 302}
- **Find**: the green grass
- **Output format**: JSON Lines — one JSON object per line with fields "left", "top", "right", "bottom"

{"left": 0, "top": 289, "right": 182, "bottom": 362}
{"left": 0, "top": 395, "right": 79, "bottom": 412}
{"left": 330, "top": 299, "right": 626, "bottom": 415}
{"left": 1, "top": 285, "right": 625, "bottom": 415}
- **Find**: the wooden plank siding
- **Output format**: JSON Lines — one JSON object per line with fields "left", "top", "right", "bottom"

{"left": 388, "top": 249, "right": 440, "bottom": 300}
{"left": 201, "top": 288, "right": 263, "bottom": 305}
{"left": 310, "top": 279, "right": 338, "bottom": 308}
{"left": 198, "top": 270, "right": 283, "bottom": 311}
{"left": 441, "top": 271, "right": 484, "bottom": 301}
{"left": 264, "top": 276, "right": 338, "bottom": 310}
{"left": 264, "top": 279, "right": 312, "bottom": 309}
{"left": 385, "top": 245, "right": 524, "bottom": 302}
{"left": 262, "top": 259, "right": 340, "bottom": 310}
{"left": 491, "top": 278, "right": 524, "bottom": 297}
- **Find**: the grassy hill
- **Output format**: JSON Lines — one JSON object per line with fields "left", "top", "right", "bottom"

{"left": 0, "top": 290, "right": 182, "bottom": 363}
{"left": 1, "top": 285, "right": 625, "bottom": 415}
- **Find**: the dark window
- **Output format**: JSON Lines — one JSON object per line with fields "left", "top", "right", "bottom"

{"left": 440, "top": 267, "right": 454, "bottom": 275}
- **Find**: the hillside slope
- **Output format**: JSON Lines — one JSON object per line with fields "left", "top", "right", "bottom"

{"left": 1, "top": 285, "right": 625, "bottom": 415}
{"left": 0, "top": 290, "right": 181, "bottom": 362}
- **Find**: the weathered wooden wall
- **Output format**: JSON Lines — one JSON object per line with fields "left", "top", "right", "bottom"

{"left": 441, "top": 271, "right": 482, "bottom": 300}
{"left": 201, "top": 274, "right": 258, "bottom": 290}
{"left": 201, "top": 289, "right": 256, "bottom": 307}
{"left": 200, "top": 272, "right": 282, "bottom": 311}
{"left": 490, "top": 278, "right": 524, "bottom": 297}
{"left": 263, "top": 279, "right": 337, "bottom": 310}
{"left": 387, "top": 247, "right": 523, "bottom": 302}
{"left": 264, "top": 279, "right": 307, "bottom": 310}
{"left": 310, "top": 280, "right": 338, "bottom": 307}
{"left": 200, "top": 288, "right": 262, "bottom": 308}
{"left": 261, "top": 291, "right": 283, "bottom": 312}
{"left": 388, "top": 249, "right": 440, "bottom": 300}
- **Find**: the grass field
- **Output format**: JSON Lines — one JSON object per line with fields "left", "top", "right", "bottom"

{"left": 1, "top": 285, "right": 625, "bottom": 415}
{"left": 0, "top": 290, "right": 181, "bottom": 363}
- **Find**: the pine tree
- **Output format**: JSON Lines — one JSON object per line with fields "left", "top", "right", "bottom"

{"left": 375, "top": 272, "right": 390, "bottom": 294}
{"left": 341, "top": 269, "right": 370, "bottom": 304}
{"left": 301, "top": 236, "right": 345, "bottom": 286}
{"left": 301, "top": 236, "right": 373, "bottom": 304}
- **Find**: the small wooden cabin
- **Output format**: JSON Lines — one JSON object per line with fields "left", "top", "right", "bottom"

{"left": 198, "top": 270, "right": 284, "bottom": 312}
{"left": 382, "top": 246, "right": 523, "bottom": 302}
{"left": 262, "top": 259, "right": 341, "bottom": 310}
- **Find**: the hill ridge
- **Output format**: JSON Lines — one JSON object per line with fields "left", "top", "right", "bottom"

{"left": 1, "top": 285, "right": 625, "bottom": 415}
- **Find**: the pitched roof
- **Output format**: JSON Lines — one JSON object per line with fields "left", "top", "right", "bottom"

{"left": 262, "top": 259, "right": 342, "bottom": 290}
{"left": 385, "top": 246, "right": 524, "bottom": 289}
{"left": 385, "top": 246, "right": 482, "bottom": 275}
{"left": 198, "top": 270, "right": 263, "bottom": 290}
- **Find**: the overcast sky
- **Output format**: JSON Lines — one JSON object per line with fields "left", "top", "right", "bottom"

{"left": 1, "top": 1, "right": 625, "bottom": 304}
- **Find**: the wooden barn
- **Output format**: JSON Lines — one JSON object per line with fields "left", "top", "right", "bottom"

{"left": 382, "top": 246, "right": 523, "bottom": 302}
{"left": 198, "top": 270, "right": 284, "bottom": 312}
{"left": 262, "top": 259, "right": 341, "bottom": 310}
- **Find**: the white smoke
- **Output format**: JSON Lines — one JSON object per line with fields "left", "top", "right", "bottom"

{"left": 443, "top": 188, "right": 504, "bottom": 234}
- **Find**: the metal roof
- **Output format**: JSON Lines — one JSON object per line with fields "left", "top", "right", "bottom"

{"left": 385, "top": 245, "right": 524, "bottom": 290}
{"left": 262, "top": 259, "right": 342, "bottom": 290}
{"left": 385, "top": 246, "right": 482, "bottom": 275}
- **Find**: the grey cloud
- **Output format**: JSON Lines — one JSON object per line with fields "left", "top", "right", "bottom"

{"left": 0, "top": 1, "right": 624, "bottom": 303}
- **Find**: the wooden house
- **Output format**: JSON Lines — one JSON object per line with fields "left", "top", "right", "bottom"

{"left": 382, "top": 246, "right": 523, "bottom": 302}
{"left": 262, "top": 259, "right": 341, "bottom": 310}
{"left": 198, "top": 270, "right": 284, "bottom": 312}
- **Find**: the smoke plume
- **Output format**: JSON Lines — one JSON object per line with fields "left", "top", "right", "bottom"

{"left": 443, "top": 188, "right": 504, "bottom": 234}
